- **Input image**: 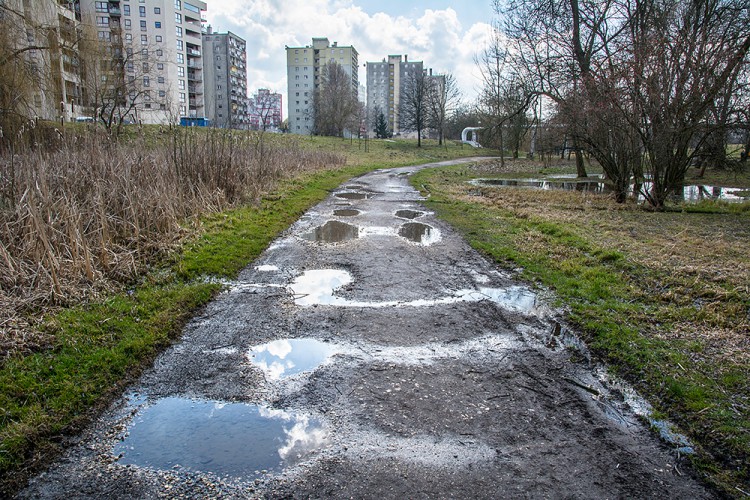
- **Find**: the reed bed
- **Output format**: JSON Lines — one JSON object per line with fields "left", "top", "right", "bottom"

{"left": 0, "top": 125, "right": 345, "bottom": 359}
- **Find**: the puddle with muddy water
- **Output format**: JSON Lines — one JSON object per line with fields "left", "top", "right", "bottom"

{"left": 395, "top": 209, "right": 424, "bottom": 219}
{"left": 248, "top": 339, "right": 341, "bottom": 380}
{"left": 470, "top": 178, "right": 750, "bottom": 202}
{"left": 333, "top": 209, "right": 360, "bottom": 217}
{"left": 302, "top": 220, "right": 359, "bottom": 243}
{"left": 289, "top": 269, "right": 538, "bottom": 312}
{"left": 398, "top": 222, "right": 441, "bottom": 245}
{"left": 335, "top": 192, "right": 367, "bottom": 200}
{"left": 114, "top": 397, "right": 327, "bottom": 478}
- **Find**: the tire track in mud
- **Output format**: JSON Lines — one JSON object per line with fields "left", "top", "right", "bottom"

{"left": 19, "top": 159, "right": 714, "bottom": 499}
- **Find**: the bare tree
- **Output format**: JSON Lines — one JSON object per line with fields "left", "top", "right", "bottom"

{"left": 399, "top": 69, "right": 430, "bottom": 147}
{"left": 426, "top": 72, "right": 461, "bottom": 145}
{"left": 313, "top": 60, "right": 358, "bottom": 137}
{"left": 251, "top": 89, "right": 281, "bottom": 131}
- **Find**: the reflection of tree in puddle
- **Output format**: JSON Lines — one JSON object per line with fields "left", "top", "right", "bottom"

{"left": 302, "top": 220, "right": 359, "bottom": 243}
{"left": 398, "top": 222, "right": 440, "bottom": 245}
{"left": 395, "top": 209, "right": 424, "bottom": 220}
{"left": 333, "top": 209, "right": 360, "bottom": 217}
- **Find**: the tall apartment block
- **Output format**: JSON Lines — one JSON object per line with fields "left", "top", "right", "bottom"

{"left": 286, "top": 37, "right": 358, "bottom": 135}
{"left": 249, "top": 89, "right": 283, "bottom": 131}
{"left": 80, "top": 0, "right": 207, "bottom": 124}
{"left": 366, "top": 55, "right": 423, "bottom": 136}
{"left": 1, "top": 0, "right": 84, "bottom": 121}
{"left": 202, "top": 29, "right": 249, "bottom": 128}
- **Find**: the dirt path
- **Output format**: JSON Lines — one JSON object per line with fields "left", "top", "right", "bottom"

{"left": 19, "top": 160, "right": 713, "bottom": 498}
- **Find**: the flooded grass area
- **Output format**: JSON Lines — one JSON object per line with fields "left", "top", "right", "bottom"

{"left": 410, "top": 160, "right": 750, "bottom": 495}
{"left": 114, "top": 396, "right": 327, "bottom": 478}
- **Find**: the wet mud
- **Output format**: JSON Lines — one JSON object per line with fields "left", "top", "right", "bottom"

{"left": 18, "top": 157, "right": 714, "bottom": 499}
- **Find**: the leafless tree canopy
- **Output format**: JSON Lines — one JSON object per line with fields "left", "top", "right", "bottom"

{"left": 495, "top": 0, "right": 750, "bottom": 207}
{"left": 399, "top": 69, "right": 431, "bottom": 147}
{"left": 426, "top": 73, "right": 461, "bottom": 145}
{"left": 313, "top": 60, "right": 358, "bottom": 137}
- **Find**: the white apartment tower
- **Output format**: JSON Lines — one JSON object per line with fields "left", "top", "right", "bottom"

{"left": 286, "top": 37, "right": 358, "bottom": 135}
{"left": 80, "top": 0, "right": 207, "bottom": 124}
{"left": 202, "top": 29, "right": 249, "bottom": 128}
{"left": 366, "top": 55, "right": 423, "bottom": 136}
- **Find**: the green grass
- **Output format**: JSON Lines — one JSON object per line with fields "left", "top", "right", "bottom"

{"left": 411, "top": 164, "right": 750, "bottom": 496}
{"left": 0, "top": 134, "right": 493, "bottom": 494}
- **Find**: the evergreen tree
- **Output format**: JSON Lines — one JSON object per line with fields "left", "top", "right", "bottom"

{"left": 374, "top": 111, "right": 390, "bottom": 138}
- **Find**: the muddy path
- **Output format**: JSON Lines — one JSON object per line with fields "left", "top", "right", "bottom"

{"left": 19, "top": 159, "right": 714, "bottom": 498}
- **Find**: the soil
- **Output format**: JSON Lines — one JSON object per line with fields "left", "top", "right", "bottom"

{"left": 17, "top": 158, "right": 715, "bottom": 498}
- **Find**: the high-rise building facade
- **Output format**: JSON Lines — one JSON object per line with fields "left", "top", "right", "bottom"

{"left": 286, "top": 37, "right": 358, "bottom": 135}
{"left": 79, "top": 0, "right": 207, "bottom": 124}
{"left": 248, "top": 89, "right": 282, "bottom": 131}
{"left": 366, "top": 55, "right": 423, "bottom": 136}
{"left": 203, "top": 29, "right": 249, "bottom": 128}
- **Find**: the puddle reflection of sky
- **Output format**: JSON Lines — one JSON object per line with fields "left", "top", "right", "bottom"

{"left": 248, "top": 339, "right": 340, "bottom": 380}
{"left": 114, "top": 398, "right": 327, "bottom": 478}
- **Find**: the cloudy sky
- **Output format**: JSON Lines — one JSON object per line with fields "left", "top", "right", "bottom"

{"left": 203, "top": 0, "right": 496, "bottom": 118}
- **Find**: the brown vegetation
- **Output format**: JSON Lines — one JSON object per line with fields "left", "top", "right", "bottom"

{"left": 0, "top": 124, "right": 345, "bottom": 360}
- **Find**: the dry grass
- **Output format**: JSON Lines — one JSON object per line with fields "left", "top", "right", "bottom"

{"left": 0, "top": 125, "right": 345, "bottom": 360}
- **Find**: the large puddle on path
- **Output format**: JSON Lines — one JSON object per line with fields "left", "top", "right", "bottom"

{"left": 302, "top": 220, "right": 359, "bottom": 243}
{"left": 395, "top": 209, "right": 424, "bottom": 219}
{"left": 114, "top": 397, "right": 328, "bottom": 478}
{"left": 333, "top": 209, "right": 360, "bottom": 217}
{"left": 248, "top": 339, "right": 341, "bottom": 380}
{"left": 289, "top": 269, "right": 538, "bottom": 312}
{"left": 335, "top": 192, "right": 367, "bottom": 200}
{"left": 398, "top": 222, "right": 441, "bottom": 245}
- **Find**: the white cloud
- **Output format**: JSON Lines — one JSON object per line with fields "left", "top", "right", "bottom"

{"left": 205, "top": 1, "right": 494, "bottom": 118}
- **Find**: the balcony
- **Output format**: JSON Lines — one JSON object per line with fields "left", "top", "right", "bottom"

{"left": 187, "top": 60, "right": 200, "bottom": 68}
{"left": 188, "top": 84, "right": 203, "bottom": 94}
{"left": 187, "top": 73, "right": 202, "bottom": 82}
{"left": 108, "top": 7, "right": 121, "bottom": 15}
{"left": 187, "top": 48, "right": 201, "bottom": 57}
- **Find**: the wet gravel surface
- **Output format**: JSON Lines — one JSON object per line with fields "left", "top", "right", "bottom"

{"left": 18, "top": 159, "right": 715, "bottom": 498}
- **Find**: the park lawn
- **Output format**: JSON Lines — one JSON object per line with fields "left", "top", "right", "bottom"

{"left": 411, "top": 159, "right": 750, "bottom": 496}
{"left": 0, "top": 134, "right": 494, "bottom": 495}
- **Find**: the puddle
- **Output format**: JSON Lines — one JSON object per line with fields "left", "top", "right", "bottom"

{"left": 398, "top": 222, "right": 441, "bottom": 245}
{"left": 335, "top": 192, "right": 367, "bottom": 200}
{"left": 288, "top": 269, "right": 538, "bottom": 312}
{"left": 302, "top": 220, "right": 359, "bottom": 243}
{"left": 470, "top": 178, "right": 750, "bottom": 202}
{"left": 248, "top": 339, "right": 340, "bottom": 380}
{"left": 333, "top": 209, "right": 360, "bottom": 217}
{"left": 255, "top": 265, "right": 279, "bottom": 272}
{"left": 395, "top": 209, "right": 424, "bottom": 220}
{"left": 114, "top": 397, "right": 327, "bottom": 477}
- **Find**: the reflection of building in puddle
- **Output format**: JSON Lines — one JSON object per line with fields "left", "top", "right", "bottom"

{"left": 302, "top": 220, "right": 360, "bottom": 243}
{"left": 289, "top": 269, "right": 538, "bottom": 312}
{"left": 113, "top": 397, "right": 328, "bottom": 478}
{"left": 248, "top": 338, "right": 341, "bottom": 380}
{"left": 398, "top": 222, "right": 441, "bottom": 245}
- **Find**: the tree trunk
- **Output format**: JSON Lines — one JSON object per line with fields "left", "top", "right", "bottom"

{"left": 573, "top": 137, "right": 587, "bottom": 177}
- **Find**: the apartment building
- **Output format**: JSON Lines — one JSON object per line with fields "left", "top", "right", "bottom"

{"left": 366, "top": 55, "right": 423, "bottom": 136}
{"left": 248, "top": 88, "right": 282, "bottom": 131}
{"left": 0, "top": 0, "right": 84, "bottom": 121}
{"left": 80, "top": 0, "right": 207, "bottom": 124}
{"left": 286, "top": 37, "right": 358, "bottom": 135}
{"left": 202, "top": 29, "right": 249, "bottom": 128}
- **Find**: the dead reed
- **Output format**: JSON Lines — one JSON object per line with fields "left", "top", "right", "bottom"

{"left": 0, "top": 124, "right": 345, "bottom": 359}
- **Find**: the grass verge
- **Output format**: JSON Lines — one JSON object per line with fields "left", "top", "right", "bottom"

{"left": 0, "top": 135, "right": 490, "bottom": 495}
{"left": 411, "top": 161, "right": 750, "bottom": 497}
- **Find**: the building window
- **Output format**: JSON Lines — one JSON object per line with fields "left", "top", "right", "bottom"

{"left": 178, "top": 80, "right": 185, "bottom": 89}
{"left": 141, "top": 34, "right": 147, "bottom": 44}
{"left": 176, "top": 40, "right": 183, "bottom": 50}
{"left": 157, "top": 63, "right": 164, "bottom": 70}
{"left": 158, "top": 77, "right": 165, "bottom": 84}
{"left": 176, "top": 53, "right": 184, "bottom": 64}
{"left": 139, "top": 6, "right": 146, "bottom": 17}
{"left": 97, "top": 31, "right": 110, "bottom": 41}
{"left": 178, "top": 67, "right": 185, "bottom": 77}
{"left": 175, "top": 0, "right": 182, "bottom": 9}
{"left": 176, "top": 27, "right": 182, "bottom": 38}
{"left": 124, "top": 5, "right": 130, "bottom": 15}
{"left": 159, "top": 90, "right": 166, "bottom": 97}
{"left": 143, "top": 76, "right": 150, "bottom": 87}
{"left": 125, "top": 33, "right": 132, "bottom": 42}
{"left": 124, "top": 19, "right": 131, "bottom": 29}
{"left": 142, "top": 62, "right": 149, "bottom": 72}
{"left": 96, "top": 16, "right": 109, "bottom": 26}
{"left": 179, "top": 93, "right": 186, "bottom": 103}
{"left": 95, "top": 2, "right": 107, "bottom": 12}
{"left": 156, "top": 49, "right": 163, "bottom": 56}
{"left": 179, "top": 105, "right": 186, "bottom": 115}
{"left": 155, "top": 35, "right": 162, "bottom": 42}
{"left": 154, "top": 7, "right": 161, "bottom": 14}
{"left": 155, "top": 21, "right": 161, "bottom": 28}
{"left": 140, "top": 20, "right": 146, "bottom": 31}
{"left": 175, "top": 13, "right": 182, "bottom": 23}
